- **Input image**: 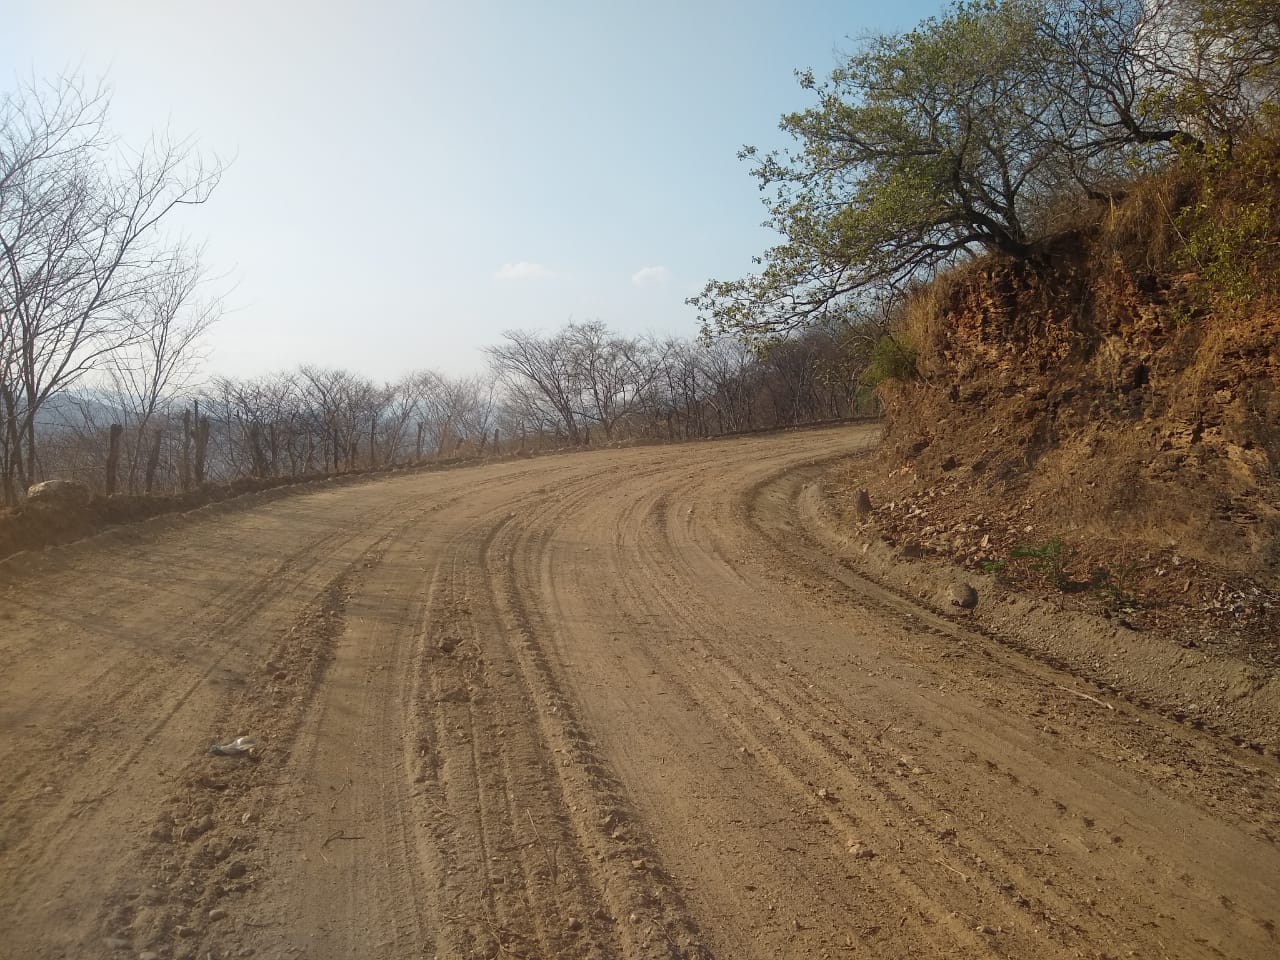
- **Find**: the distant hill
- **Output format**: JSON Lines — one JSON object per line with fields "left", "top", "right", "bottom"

{"left": 32, "top": 392, "right": 123, "bottom": 432}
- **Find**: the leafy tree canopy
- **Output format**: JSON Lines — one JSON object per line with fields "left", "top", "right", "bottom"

{"left": 691, "top": 0, "right": 1275, "bottom": 341}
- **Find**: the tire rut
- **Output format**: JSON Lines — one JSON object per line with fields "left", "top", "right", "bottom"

{"left": 6, "top": 426, "right": 1277, "bottom": 960}
{"left": 483, "top": 466, "right": 714, "bottom": 960}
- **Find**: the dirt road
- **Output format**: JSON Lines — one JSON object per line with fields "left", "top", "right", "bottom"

{"left": 2, "top": 424, "right": 1277, "bottom": 959}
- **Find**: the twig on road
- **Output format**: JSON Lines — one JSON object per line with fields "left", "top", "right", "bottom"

{"left": 1055, "top": 684, "right": 1114, "bottom": 710}
{"left": 934, "top": 858, "right": 970, "bottom": 881}
{"left": 322, "top": 829, "right": 366, "bottom": 847}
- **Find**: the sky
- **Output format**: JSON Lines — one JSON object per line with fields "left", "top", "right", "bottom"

{"left": 3, "top": 0, "right": 940, "bottom": 381}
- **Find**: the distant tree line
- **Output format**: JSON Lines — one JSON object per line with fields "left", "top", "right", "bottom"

{"left": 30, "top": 317, "right": 876, "bottom": 498}
{"left": 0, "top": 73, "right": 885, "bottom": 504}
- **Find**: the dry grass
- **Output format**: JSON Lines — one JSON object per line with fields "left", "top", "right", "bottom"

{"left": 1097, "top": 167, "right": 1198, "bottom": 273}
{"left": 1174, "top": 305, "right": 1280, "bottom": 412}
{"left": 894, "top": 273, "right": 963, "bottom": 379}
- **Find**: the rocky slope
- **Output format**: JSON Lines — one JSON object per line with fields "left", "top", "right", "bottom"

{"left": 849, "top": 166, "right": 1279, "bottom": 655}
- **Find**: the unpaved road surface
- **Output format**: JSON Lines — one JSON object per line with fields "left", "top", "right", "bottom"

{"left": 2, "top": 424, "right": 1277, "bottom": 959}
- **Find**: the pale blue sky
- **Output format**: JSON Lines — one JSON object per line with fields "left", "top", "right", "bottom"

{"left": 3, "top": 0, "right": 938, "bottom": 379}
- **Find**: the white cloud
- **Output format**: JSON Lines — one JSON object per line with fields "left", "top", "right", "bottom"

{"left": 495, "top": 261, "right": 555, "bottom": 281}
{"left": 631, "top": 265, "right": 670, "bottom": 287}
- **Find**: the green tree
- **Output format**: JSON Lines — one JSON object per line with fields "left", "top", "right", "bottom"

{"left": 691, "top": 0, "right": 1068, "bottom": 340}
{"left": 690, "top": 0, "right": 1276, "bottom": 342}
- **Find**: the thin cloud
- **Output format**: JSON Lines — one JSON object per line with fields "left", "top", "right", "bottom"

{"left": 495, "top": 261, "right": 555, "bottom": 281}
{"left": 631, "top": 265, "right": 670, "bottom": 287}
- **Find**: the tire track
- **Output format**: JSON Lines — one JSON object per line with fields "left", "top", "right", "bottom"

{"left": 590, "top": 463, "right": 1001, "bottom": 957}
{"left": 1, "top": 466, "right": 535, "bottom": 957}
{"left": 512, "top": 432, "right": 1279, "bottom": 958}
{"left": 221, "top": 464, "right": 599, "bottom": 960}
{"left": 6, "top": 426, "right": 1277, "bottom": 960}
{"left": 753, "top": 461, "right": 1280, "bottom": 840}
{"left": 482, "top": 463, "right": 715, "bottom": 959}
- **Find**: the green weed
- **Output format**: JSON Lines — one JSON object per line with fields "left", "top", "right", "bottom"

{"left": 1009, "top": 537, "right": 1070, "bottom": 587}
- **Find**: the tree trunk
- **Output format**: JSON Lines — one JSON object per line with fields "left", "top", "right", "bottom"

{"left": 144, "top": 429, "right": 163, "bottom": 493}
{"left": 194, "top": 414, "right": 210, "bottom": 485}
{"left": 268, "top": 424, "right": 280, "bottom": 477}
{"left": 1, "top": 386, "right": 25, "bottom": 504}
{"left": 23, "top": 411, "right": 37, "bottom": 489}
{"left": 1, "top": 387, "right": 22, "bottom": 504}
{"left": 248, "top": 423, "right": 268, "bottom": 478}
{"left": 105, "top": 423, "right": 124, "bottom": 495}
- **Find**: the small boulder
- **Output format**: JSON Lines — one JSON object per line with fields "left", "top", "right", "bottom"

{"left": 853, "top": 489, "right": 874, "bottom": 518}
{"left": 847, "top": 841, "right": 875, "bottom": 859}
{"left": 25, "top": 479, "right": 91, "bottom": 507}
{"left": 949, "top": 582, "right": 979, "bottom": 611}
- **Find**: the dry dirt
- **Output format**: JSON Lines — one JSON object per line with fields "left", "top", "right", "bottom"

{"left": 1, "top": 424, "right": 1277, "bottom": 960}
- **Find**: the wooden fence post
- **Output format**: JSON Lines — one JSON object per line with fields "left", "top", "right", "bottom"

{"left": 105, "top": 423, "right": 124, "bottom": 494}
{"left": 180, "top": 408, "right": 192, "bottom": 491}
{"left": 194, "top": 412, "right": 210, "bottom": 485}
{"left": 144, "top": 429, "right": 163, "bottom": 493}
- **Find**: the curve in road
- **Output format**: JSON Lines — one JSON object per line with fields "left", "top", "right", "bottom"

{"left": 1, "top": 424, "right": 1276, "bottom": 959}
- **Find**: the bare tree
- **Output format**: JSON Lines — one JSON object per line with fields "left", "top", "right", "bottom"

{"left": 487, "top": 328, "right": 586, "bottom": 445}
{"left": 0, "top": 73, "right": 221, "bottom": 502}
{"left": 657, "top": 338, "right": 712, "bottom": 440}
{"left": 380, "top": 371, "right": 438, "bottom": 463}
{"left": 439, "top": 374, "right": 497, "bottom": 454}
{"left": 106, "top": 248, "right": 220, "bottom": 491}
{"left": 296, "top": 366, "right": 383, "bottom": 472}
{"left": 565, "top": 322, "right": 668, "bottom": 441}
{"left": 698, "top": 338, "right": 760, "bottom": 434}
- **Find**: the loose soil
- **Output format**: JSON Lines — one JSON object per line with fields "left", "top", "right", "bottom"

{"left": 1, "top": 424, "right": 1276, "bottom": 959}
